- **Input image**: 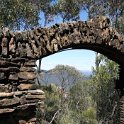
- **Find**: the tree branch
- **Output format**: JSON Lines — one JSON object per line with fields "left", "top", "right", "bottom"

{"left": 49, "top": 109, "right": 61, "bottom": 124}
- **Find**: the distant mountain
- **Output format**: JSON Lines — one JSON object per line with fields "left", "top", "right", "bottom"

{"left": 81, "top": 70, "right": 92, "bottom": 77}
{"left": 40, "top": 70, "right": 92, "bottom": 77}
{"left": 38, "top": 69, "right": 92, "bottom": 86}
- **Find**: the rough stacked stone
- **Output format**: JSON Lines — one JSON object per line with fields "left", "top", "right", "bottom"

{"left": 0, "top": 16, "right": 123, "bottom": 64}
{"left": 0, "top": 58, "right": 45, "bottom": 124}
{"left": 0, "top": 28, "right": 45, "bottom": 123}
{"left": 0, "top": 16, "right": 124, "bottom": 123}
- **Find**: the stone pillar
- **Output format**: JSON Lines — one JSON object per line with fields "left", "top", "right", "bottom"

{"left": 0, "top": 28, "right": 45, "bottom": 124}
{"left": 120, "top": 92, "right": 124, "bottom": 124}
{"left": 115, "top": 65, "right": 124, "bottom": 124}
{"left": 0, "top": 58, "right": 45, "bottom": 124}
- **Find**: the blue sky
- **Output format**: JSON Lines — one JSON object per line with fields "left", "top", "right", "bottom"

{"left": 37, "top": 50, "right": 96, "bottom": 71}
{"left": 38, "top": 10, "right": 96, "bottom": 71}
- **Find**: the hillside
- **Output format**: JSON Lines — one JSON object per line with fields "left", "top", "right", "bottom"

{"left": 38, "top": 69, "right": 92, "bottom": 86}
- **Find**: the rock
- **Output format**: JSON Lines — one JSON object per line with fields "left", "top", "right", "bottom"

{"left": 18, "top": 84, "right": 33, "bottom": 90}
{"left": 2, "top": 47, "right": 8, "bottom": 57}
{"left": 0, "top": 90, "right": 44, "bottom": 98}
{"left": 15, "top": 31, "right": 23, "bottom": 42}
{"left": 24, "top": 61, "right": 36, "bottom": 67}
{"left": 18, "top": 72, "right": 36, "bottom": 80}
{"left": 16, "top": 103, "right": 36, "bottom": 110}
{"left": 28, "top": 117, "right": 36, "bottom": 122}
{"left": 0, "top": 108, "right": 14, "bottom": 114}
{"left": 0, "top": 92, "right": 14, "bottom": 98}
{"left": 0, "top": 97, "right": 20, "bottom": 107}
{"left": 0, "top": 84, "right": 8, "bottom": 92}
{"left": 20, "top": 67, "right": 35, "bottom": 72}
{"left": 19, "top": 79, "right": 35, "bottom": 84}
{"left": 9, "top": 74, "right": 18, "bottom": 80}
{"left": 26, "top": 43, "right": 34, "bottom": 58}
{"left": 11, "top": 58, "right": 26, "bottom": 63}
{"left": 0, "top": 91, "right": 23, "bottom": 98}
{"left": 0, "top": 60, "right": 20, "bottom": 67}
{"left": 27, "top": 89, "right": 44, "bottom": 95}
{"left": 19, "top": 120, "right": 26, "bottom": 124}
{"left": 9, "top": 37, "right": 15, "bottom": 53}
{"left": 0, "top": 73, "right": 6, "bottom": 80}
{"left": 25, "top": 95, "right": 45, "bottom": 100}
{"left": 1, "top": 37, "right": 8, "bottom": 56}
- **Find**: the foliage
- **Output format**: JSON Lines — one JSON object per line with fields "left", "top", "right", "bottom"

{"left": 0, "top": 0, "right": 40, "bottom": 30}
{"left": 91, "top": 53, "right": 120, "bottom": 123}
{"left": 82, "top": 107, "right": 98, "bottom": 124}
{"left": 51, "top": 65, "right": 83, "bottom": 91}
{"left": 42, "top": 83, "right": 61, "bottom": 123}
{"left": 0, "top": 0, "right": 55, "bottom": 30}
{"left": 37, "top": 65, "right": 98, "bottom": 124}
{"left": 54, "top": 0, "right": 81, "bottom": 22}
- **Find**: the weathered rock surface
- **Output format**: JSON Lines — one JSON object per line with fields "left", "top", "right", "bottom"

{"left": 0, "top": 53, "right": 44, "bottom": 123}
{"left": 0, "top": 97, "right": 20, "bottom": 107}
{"left": 17, "top": 84, "right": 33, "bottom": 90}
{"left": 0, "top": 90, "right": 44, "bottom": 124}
{"left": 18, "top": 72, "right": 36, "bottom": 80}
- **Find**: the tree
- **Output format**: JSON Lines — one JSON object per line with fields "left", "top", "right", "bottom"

{"left": 39, "top": 64, "right": 99, "bottom": 124}
{"left": 51, "top": 65, "right": 83, "bottom": 91}
{"left": 54, "top": 0, "right": 81, "bottom": 22}
{"left": 0, "top": 0, "right": 56, "bottom": 30}
{"left": 69, "top": 79, "right": 98, "bottom": 124}
{"left": 91, "top": 53, "right": 119, "bottom": 123}
{"left": 0, "top": 0, "right": 40, "bottom": 30}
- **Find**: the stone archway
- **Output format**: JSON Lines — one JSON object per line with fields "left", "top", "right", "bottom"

{"left": 0, "top": 16, "right": 124, "bottom": 123}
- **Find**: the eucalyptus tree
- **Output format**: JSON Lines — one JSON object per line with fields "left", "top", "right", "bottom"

{"left": 55, "top": 0, "right": 81, "bottom": 22}
{"left": 91, "top": 54, "right": 119, "bottom": 123}
{"left": 51, "top": 65, "right": 83, "bottom": 91}
{"left": 0, "top": 0, "right": 55, "bottom": 30}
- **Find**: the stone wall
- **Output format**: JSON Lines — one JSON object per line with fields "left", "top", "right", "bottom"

{"left": 0, "top": 16, "right": 124, "bottom": 124}
{"left": 0, "top": 58, "right": 45, "bottom": 124}
{"left": 0, "top": 28, "right": 45, "bottom": 123}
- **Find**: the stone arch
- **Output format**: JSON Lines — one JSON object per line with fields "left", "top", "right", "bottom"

{"left": 0, "top": 16, "right": 124, "bottom": 123}
{"left": 0, "top": 16, "right": 123, "bottom": 63}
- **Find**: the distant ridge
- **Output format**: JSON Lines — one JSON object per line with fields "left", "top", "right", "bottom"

{"left": 38, "top": 69, "right": 92, "bottom": 86}
{"left": 39, "top": 69, "right": 92, "bottom": 76}
{"left": 81, "top": 70, "right": 92, "bottom": 77}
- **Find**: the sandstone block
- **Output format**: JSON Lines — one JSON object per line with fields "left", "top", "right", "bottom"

{"left": 0, "top": 108, "right": 14, "bottom": 114}
{"left": 19, "top": 120, "right": 26, "bottom": 124}
{"left": 0, "top": 84, "right": 8, "bottom": 92}
{"left": 24, "top": 61, "right": 36, "bottom": 67}
{"left": 0, "top": 97, "right": 20, "bottom": 107}
{"left": 20, "top": 67, "right": 35, "bottom": 72}
{"left": 27, "top": 89, "right": 44, "bottom": 95}
{"left": 18, "top": 72, "right": 36, "bottom": 80}
{"left": 18, "top": 84, "right": 33, "bottom": 90}
{"left": 25, "top": 95, "right": 45, "bottom": 100}
{"left": 9, "top": 74, "right": 18, "bottom": 80}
